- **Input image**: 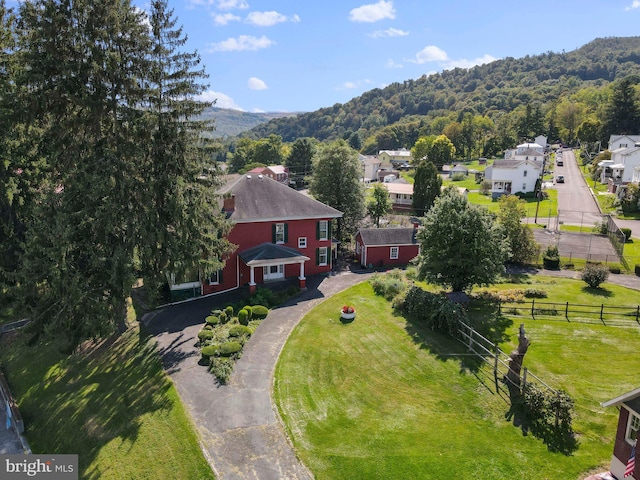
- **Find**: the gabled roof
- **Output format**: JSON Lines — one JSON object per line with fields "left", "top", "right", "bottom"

{"left": 218, "top": 174, "right": 342, "bottom": 223}
{"left": 358, "top": 227, "right": 417, "bottom": 246}
{"left": 516, "top": 148, "right": 544, "bottom": 157}
{"left": 492, "top": 159, "right": 542, "bottom": 169}
{"left": 383, "top": 183, "right": 413, "bottom": 195}
{"left": 379, "top": 148, "right": 411, "bottom": 157}
{"left": 266, "top": 165, "right": 288, "bottom": 175}
{"left": 239, "top": 242, "right": 309, "bottom": 266}
{"left": 602, "top": 387, "right": 640, "bottom": 414}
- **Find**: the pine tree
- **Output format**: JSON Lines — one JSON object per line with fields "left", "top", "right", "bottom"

{"left": 603, "top": 77, "right": 640, "bottom": 136}
{"left": 412, "top": 160, "right": 441, "bottom": 216}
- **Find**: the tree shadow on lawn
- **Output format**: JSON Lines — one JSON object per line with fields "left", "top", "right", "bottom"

{"left": 581, "top": 285, "right": 613, "bottom": 297}
{"left": 403, "top": 303, "right": 512, "bottom": 375}
{"left": 2, "top": 327, "right": 175, "bottom": 479}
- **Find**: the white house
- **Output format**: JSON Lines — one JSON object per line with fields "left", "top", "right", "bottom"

{"left": 598, "top": 145, "right": 640, "bottom": 194}
{"left": 608, "top": 134, "right": 640, "bottom": 151}
{"left": 382, "top": 182, "right": 413, "bottom": 211}
{"left": 484, "top": 159, "right": 542, "bottom": 199}
{"left": 359, "top": 154, "right": 382, "bottom": 183}
{"left": 516, "top": 142, "right": 544, "bottom": 155}
{"left": 534, "top": 135, "right": 548, "bottom": 151}
{"left": 378, "top": 148, "right": 412, "bottom": 166}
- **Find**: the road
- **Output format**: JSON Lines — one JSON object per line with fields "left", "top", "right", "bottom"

{"left": 553, "top": 149, "right": 602, "bottom": 226}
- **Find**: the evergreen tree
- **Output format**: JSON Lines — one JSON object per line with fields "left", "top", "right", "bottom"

{"left": 286, "top": 137, "right": 316, "bottom": 187}
{"left": 412, "top": 160, "right": 441, "bottom": 216}
{"left": 603, "top": 77, "right": 640, "bottom": 136}
{"left": 309, "top": 140, "right": 365, "bottom": 242}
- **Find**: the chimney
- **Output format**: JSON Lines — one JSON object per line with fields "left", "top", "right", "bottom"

{"left": 223, "top": 194, "right": 235, "bottom": 214}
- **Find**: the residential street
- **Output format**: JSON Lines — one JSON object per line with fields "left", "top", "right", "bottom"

{"left": 554, "top": 149, "right": 601, "bottom": 226}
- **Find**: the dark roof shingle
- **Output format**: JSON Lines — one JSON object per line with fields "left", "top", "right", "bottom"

{"left": 358, "top": 227, "right": 417, "bottom": 246}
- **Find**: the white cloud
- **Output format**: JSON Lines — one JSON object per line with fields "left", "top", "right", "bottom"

{"left": 208, "top": 35, "right": 275, "bottom": 52}
{"left": 245, "top": 11, "right": 300, "bottom": 26}
{"left": 188, "top": 0, "right": 248, "bottom": 9}
{"left": 213, "top": 13, "right": 240, "bottom": 25}
{"left": 409, "top": 45, "right": 448, "bottom": 64}
{"left": 349, "top": 0, "right": 395, "bottom": 23}
{"left": 196, "top": 90, "right": 244, "bottom": 111}
{"left": 337, "top": 79, "right": 373, "bottom": 90}
{"left": 444, "top": 54, "right": 497, "bottom": 69}
{"left": 625, "top": 0, "right": 640, "bottom": 10}
{"left": 369, "top": 27, "right": 408, "bottom": 38}
{"left": 385, "top": 58, "right": 403, "bottom": 69}
{"left": 248, "top": 77, "right": 268, "bottom": 90}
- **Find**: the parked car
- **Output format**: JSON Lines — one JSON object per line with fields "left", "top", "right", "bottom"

{"left": 557, "top": 159, "right": 563, "bottom": 166}
{"left": 556, "top": 175, "right": 565, "bottom": 183}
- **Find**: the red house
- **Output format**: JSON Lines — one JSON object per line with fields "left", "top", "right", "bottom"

{"left": 247, "top": 165, "right": 290, "bottom": 185}
{"left": 602, "top": 387, "right": 639, "bottom": 479}
{"left": 354, "top": 227, "right": 419, "bottom": 268}
{"left": 179, "top": 174, "right": 341, "bottom": 297}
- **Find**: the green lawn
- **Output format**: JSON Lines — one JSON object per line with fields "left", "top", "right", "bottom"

{"left": 274, "top": 279, "right": 639, "bottom": 480}
{"left": 467, "top": 189, "right": 558, "bottom": 217}
{"left": 0, "top": 319, "right": 214, "bottom": 479}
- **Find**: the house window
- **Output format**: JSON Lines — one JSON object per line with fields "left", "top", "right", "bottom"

{"left": 523, "top": 170, "right": 528, "bottom": 177}
{"left": 298, "top": 237, "right": 307, "bottom": 249}
{"left": 627, "top": 412, "right": 640, "bottom": 444}
{"left": 274, "top": 223, "right": 287, "bottom": 244}
{"left": 523, "top": 183, "right": 527, "bottom": 191}
{"left": 317, "top": 220, "right": 329, "bottom": 241}
{"left": 317, "top": 246, "right": 328, "bottom": 266}
{"left": 209, "top": 270, "right": 222, "bottom": 285}
{"left": 390, "top": 247, "right": 399, "bottom": 259}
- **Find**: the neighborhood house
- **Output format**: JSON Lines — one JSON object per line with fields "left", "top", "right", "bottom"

{"left": 378, "top": 148, "right": 412, "bottom": 167}
{"left": 168, "top": 174, "right": 342, "bottom": 300}
{"left": 602, "top": 387, "right": 639, "bottom": 480}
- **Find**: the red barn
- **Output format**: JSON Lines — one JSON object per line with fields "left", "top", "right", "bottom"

{"left": 355, "top": 227, "right": 419, "bottom": 268}
{"left": 184, "top": 174, "right": 342, "bottom": 297}
{"left": 602, "top": 387, "right": 639, "bottom": 480}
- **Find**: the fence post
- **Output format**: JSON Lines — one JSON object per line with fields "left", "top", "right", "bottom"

{"left": 636, "top": 306, "right": 639, "bottom": 325}
{"left": 498, "top": 299, "right": 501, "bottom": 316}
{"left": 531, "top": 299, "right": 535, "bottom": 318}
{"left": 565, "top": 301, "right": 569, "bottom": 320}
{"left": 600, "top": 304, "right": 605, "bottom": 325}
{"left": 494, "top": 349, "right": 499, "bottom": 394}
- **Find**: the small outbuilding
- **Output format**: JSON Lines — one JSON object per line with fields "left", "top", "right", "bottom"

{"left": 602, "top": 387, "right": 639, "bottom": 480}
{"left": 355, "top": 227, "right": 419, "bottom": 268}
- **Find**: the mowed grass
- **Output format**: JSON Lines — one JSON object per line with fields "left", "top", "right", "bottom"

{"left": 467, "top": 188, "right": 558, "bottom": 217}
{"left": 274, "top": 280, "right": 639, "bottom": 480}
{"left": 0, "top": 322, "right": 214, "bottom": 480}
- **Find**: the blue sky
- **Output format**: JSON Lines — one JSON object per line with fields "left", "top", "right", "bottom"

{"left": 51, "top": 1, "right": 640, "bottom": 112}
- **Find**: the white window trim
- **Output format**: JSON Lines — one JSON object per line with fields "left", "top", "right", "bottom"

{"left": 318, "top": 246, "right": 328, "bottom": 266}
{"left": 390, "top": 246, "right": 399, "bottom": 259}
{"left": 275, "top": 223, "right": 285, "bottom": 244}
{"left": 318, "top": 220, "right": 329, "bottom": 241}
{"left": 298, "top": 237, "right": 307, "bottom": 248}
{"left": 626, "top": 410, "right": 640, "bottom": 445}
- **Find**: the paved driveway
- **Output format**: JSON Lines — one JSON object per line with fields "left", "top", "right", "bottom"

{"left": 146, "top": 270, "right": 373, "bottom": 480}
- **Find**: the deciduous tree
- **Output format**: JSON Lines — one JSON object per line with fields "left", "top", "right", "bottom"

{"left": 416, "top": 188, "right": 508, "bottom": 291}
{"left": 412, "top": 160, "right": 441, "bottom": 216}
{"left": 367, "top": 183, "right": 391, "bottom": 227}
{"left": 497, "top": 195, "right": 540, "bottom": 265}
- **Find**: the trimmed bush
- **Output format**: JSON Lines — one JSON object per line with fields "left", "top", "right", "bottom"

{"left": 205, "top": 315, "right": 219, "bottom": 326}
{"left": 251, "top": 305, "right": 269, "bottom": 319}
{"left": 243, "top": 305, "right": 253, "bottom": 320}
{"left": 581, "top": 262, "right": 609, "bottom": 288}
{"left": 211, "top": 309, "right": 223, "bottom": 316}
{"left": 228, "top": 325, "right": 251, "bottom": 338}
{"left": 197, "top": 329, "right": 215, "bottom": 342}
{"left": 542, "top": 245, "right": 560, "bottom": 270}
{"left": 218, "top": 311, "right": 229, "bottom": 323}
{"left": 621, "top": 228, "right": 632, "bottom": 242}
{"left": 201, "top": 345, "right": 218, "bottom": 358}
{"left": 209, "top": 357, "right": 234, "bottom": 383}
{"left": 203, "top": 324, "right": 213, "bottom": 330}
{"left": 218, "top": 341, "right": 242, "bottom": 357}
{"left": 635, "top": 264, "right": 640, "bottom": 277}
{"left": 224, "top": 305, "right": 234, "bottom": 317}
{"left": 238, "top": 309, "right": 249, "bottom": 326}
{"left": 609, "top": 265, "right": 621, "bottom": 274}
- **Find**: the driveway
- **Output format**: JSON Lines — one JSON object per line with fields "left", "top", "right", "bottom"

{"left": 146, "top": 270, "right": 373, "bottom": 480}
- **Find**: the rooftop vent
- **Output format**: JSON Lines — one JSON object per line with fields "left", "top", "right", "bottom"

{"left": 246, "top": 175, "right": 252, "bottom": 179}
{"left": 258, "top": 174, "right": 263, "bottom": 179}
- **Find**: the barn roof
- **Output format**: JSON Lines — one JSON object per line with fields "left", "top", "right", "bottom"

{"left": 358, "top": 227, "right": 417, "bottom": 246}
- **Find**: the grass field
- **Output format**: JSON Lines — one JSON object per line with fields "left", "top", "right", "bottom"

{"left": 467, "top": 189, "right": 558, "bottom": 217}
{"left": 0, "top": 313, "right": 214, "bottom": 479}
{"left": 274, "top": 279, "right": 639, "bottom": 480}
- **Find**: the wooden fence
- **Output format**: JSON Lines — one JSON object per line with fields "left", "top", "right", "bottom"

{"left": 497, "top": 299, "right": 640, "bottom": 326}
{"left": 456, "top": 321, "right": 557, "bottom": 398}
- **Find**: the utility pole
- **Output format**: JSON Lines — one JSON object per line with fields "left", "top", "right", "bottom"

{"left": 534, "top": 155, "right": 547, "bottom": 224}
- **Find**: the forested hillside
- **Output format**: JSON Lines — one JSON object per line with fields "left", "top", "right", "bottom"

{"left": 201, "top": 107, "right": 298, "bottom": 138}
{"left": 242, "top": 37, "right": 640, "bottom": 156}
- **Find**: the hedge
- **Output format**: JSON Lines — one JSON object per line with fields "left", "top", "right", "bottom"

{"left": 251, "top": 305, "right": 269, "bottom": 319}
{"left": 219, "top": 341, "right": 242, "bottom": 357}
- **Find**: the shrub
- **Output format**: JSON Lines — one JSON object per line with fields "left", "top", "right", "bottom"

{"left": 524, "top": 288, "right": 548, "bottom": 298}
{"left": 211, "top": 309, "right": 223, "bottom": 316}
{"left": 237, "top": 309, "right": 249, "bottom": 325}
{"left": 205, "top": 315, "right": 219, "bottom": 326}
{"left": 636, "top": 264, "right": 640, "bottom": 277}
{"left": 402, "top": 286, "right": 466, "bottom": 336}
{"left": 197, "top": 329, "right": 215, "bottom": 342}
{"left": 581, "top": 262, "right": 609, "bottom": 288}
{"left": 451, "top": 172, "right": 465, "bottom": 181}
{"left": 608, "top": 265, "right": 621, "bottom": 274}
{"left": 243, "top": 305, "right": 253, "bottom": 320}
{"left": 479, "top": 180, "right": 492, "bottom": 195}
{"left": 203, "top": 324, "right": 213, "bottom": 330}
{"left": 369, "top": 271, "right": 409, "bottom": 300}
{"left": 228, "top": 325, "right": 251, "bottom": 338}
{"left": 542, "top": 245, "right": 560, "bottom": 269}
{"left": 249, "top": 287, "right": 277, "bottom": 308}
{"left": 621, "top": 228, "right": 632, "bottom": 241}
{"left": 209, "top": 357, "right": 234, "bottom": 383}
{"left": 592, "top": 220, "right": 608, "bottom": 234}
{"left": 224, "top": 305, "right": 234, "bottom": 317}
{"left": 218, "top": 341, "right": 242, "bottom": 357}
{"left": 218, "top": 311, "right": 228, "bottom": 323}
{"left": 201, "top": 345, "right": 218, "bottom": 358}
{"left": 251, "top": 305, "right": 269, "bottom": 319}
